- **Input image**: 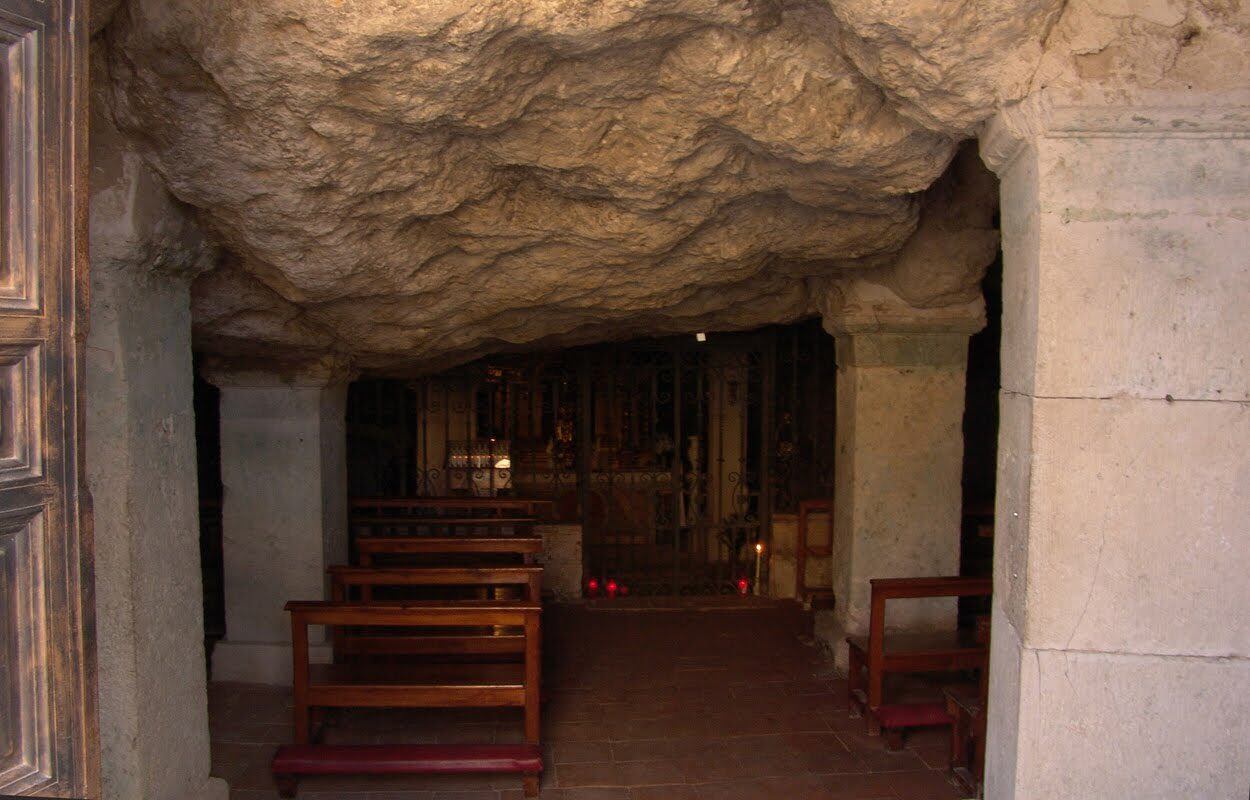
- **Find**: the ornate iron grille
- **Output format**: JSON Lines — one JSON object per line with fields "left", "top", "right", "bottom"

{"left": 346, "top": 319, "right": 836, "bottom": 596}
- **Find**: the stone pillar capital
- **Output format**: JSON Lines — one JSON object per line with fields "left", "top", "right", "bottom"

{"left": 200, "top": 354, "right": 357, "bottom": 389}
{"left": 819, "top": 279, "right": 984, "bottom": 364}
{"left": 979, "top": 87, "right": 1250, "bottom": 176}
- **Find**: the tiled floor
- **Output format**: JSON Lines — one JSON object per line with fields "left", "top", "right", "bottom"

{"left": 210, "top": 604, "right": 966, "bottom": 799}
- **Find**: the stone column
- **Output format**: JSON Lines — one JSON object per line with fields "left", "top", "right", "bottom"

{"left": 979, "top": 89, "right": 1250, "bottom": 799}
{"left": 818, "top": 289, "right": 981, "bottom": 666}
{"left": 87, "top": 79, "right": 227, "bottom": 800}
{"left": 206, "top": 359, "right": 352, "bottom": 685}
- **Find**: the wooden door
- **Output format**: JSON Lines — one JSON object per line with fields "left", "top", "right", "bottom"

{"left": 0, "top": 0, "right": 95, "bottom": 795}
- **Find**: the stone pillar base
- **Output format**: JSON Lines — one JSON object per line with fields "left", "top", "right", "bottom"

{"left": 211, "top": 640, "right": 332, "bottom": 686}
{"left": 185, "top": 776, "right": 230, "bottom": 800}
{"left": 814, "top": 609, "right": 849, "bottom": 672}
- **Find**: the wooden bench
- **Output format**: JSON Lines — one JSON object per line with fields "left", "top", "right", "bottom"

{"left": 352, "top": 496, "right": 555, "bottom": 519}
{"left": 274, "top": 600, "right": 542, "bottom": 797}
{"left": 846, "top": 576, "right": 991, "bottom": 748}
{"left": 355, "top": 535, "right": 544, "bottom": 567}
{"left": 328, "top": 565, "right": 543, "bottom": 659}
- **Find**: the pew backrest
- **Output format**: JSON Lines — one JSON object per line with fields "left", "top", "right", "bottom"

{"left": 355, "top": 535, "right": 544, "bottom": 566}
{"left": 351, "top": 496, "right": 554, "bottom": 520}
{"left": 867, "top": 576, "right": 992, "bottom": 667}
{"left": 328, "top": 565, "right": 543, "bottom": 602}
{"left": 351, "top": 516, "right": 538, "bottom": 537}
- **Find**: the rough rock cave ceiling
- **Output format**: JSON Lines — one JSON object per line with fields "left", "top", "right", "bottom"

{"left": 98, "top": 0, "right": 1070, "bottom": 373}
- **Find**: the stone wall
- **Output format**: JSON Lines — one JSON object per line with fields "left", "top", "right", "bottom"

{"left": 208, "top": 377, "right": 349, "bottom": 685}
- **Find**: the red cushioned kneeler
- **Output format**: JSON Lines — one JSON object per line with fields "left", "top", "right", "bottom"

{"left": 272, "top": 744, "right": 542, "bottom": 797}
{"left": 874, "top": 701, "right": 952, "bottom": 729}
{"left": 273, "top": 743, "right": 542, "bottom": 775}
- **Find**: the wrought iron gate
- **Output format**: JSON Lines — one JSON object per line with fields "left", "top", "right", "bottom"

{"left": 347, "top": 320, "right": 836, "bottom": 596}
{"left": 573, "top": 336, "right": 773, "bottom": 595}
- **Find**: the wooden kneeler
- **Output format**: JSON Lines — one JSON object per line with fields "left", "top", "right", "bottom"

{"left": 272, "top": 600, "right": 542, "bottom": 797}
{"left": 846, "top": 576, "right": 991, "bottom": 749}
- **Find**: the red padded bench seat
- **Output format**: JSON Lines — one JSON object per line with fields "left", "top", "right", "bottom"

{"left": 272, "top": 743, "right": 542, "bottom": 796}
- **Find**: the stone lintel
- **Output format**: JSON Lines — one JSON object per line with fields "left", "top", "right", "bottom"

{"left": 200, "top": 354, "right": 357, "bottom": 389}
{"left": 979, "top": 87, "right": 1250, "bottom": 176}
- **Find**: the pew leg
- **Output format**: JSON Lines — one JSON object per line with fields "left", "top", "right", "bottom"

{"left": 883, "top": 726, "right": 904, "bottom": 752}
{"left": 522, "top": 774, "right": 540, "bottom": 797}
{"left": 866, "top": 709, "right": 882, "bottom": 737}
{"left": 275, "top": 775, "right": 299, "bottom": 798}
{"left": 294, "top": 700, "right": 313, "bottom": 745}
{"left": 847, "top": 646, "right": 863, "bottom": 718}
{"left": 972, "top": 713, "right": 988, "bottom": 792}
{"left": 950, "top": 714, "right": 969, "bottom": 770}
{"left": 310, "top": 707, "right": 326, "bottom": 743}
{"left": 865, "top": 668, "right": 883, "bottom": 736}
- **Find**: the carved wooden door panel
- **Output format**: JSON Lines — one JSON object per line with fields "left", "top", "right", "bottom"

{"left": 0, "top": 0, "right": 96, "bottom": 795}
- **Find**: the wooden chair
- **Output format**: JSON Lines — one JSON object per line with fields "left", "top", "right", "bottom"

{"left": 794, "top": 498, "right": 833, "bottom": 604}
{"left": 355, "top": 535, "right": 544, "bottom": 567}
{"left": 846, "top": 576, "right": 991, "bottom": 748}
{"left": 273, "top": 600, "right": 542, "bottom": 797}
{"left": 327, "top": 565, "right": 543, "bottom": 660}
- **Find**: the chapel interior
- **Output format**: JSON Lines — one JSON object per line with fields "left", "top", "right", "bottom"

{"left": 47, "top": 1, "right": 1250, "bottom": 799}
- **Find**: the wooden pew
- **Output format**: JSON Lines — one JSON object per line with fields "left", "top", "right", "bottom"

{"left": 355, "top": 535, "right": 544, "bottom": 567}
{"left": 327, "top": 565, "right": 543, "bottom": 659}
{"left": 273, "top": 600, "right": 542, "bottom": 797}
{"left": 846, "top": 576, "right": 992, "bottom": 748}
{"left": 351, "top": 496, "right": 555, "bottom": 519}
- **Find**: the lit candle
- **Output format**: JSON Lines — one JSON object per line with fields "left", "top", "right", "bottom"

{"left": 753, "top": 542, "right": 763, "bottom": 596}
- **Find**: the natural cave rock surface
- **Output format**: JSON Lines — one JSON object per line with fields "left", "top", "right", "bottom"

{"left": 95, "top": 0, "right": 1245, "bottom": 373}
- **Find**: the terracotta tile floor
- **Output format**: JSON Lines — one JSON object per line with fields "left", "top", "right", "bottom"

{"left": 210, "top": 604, "right": 967, "bottom": 800}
